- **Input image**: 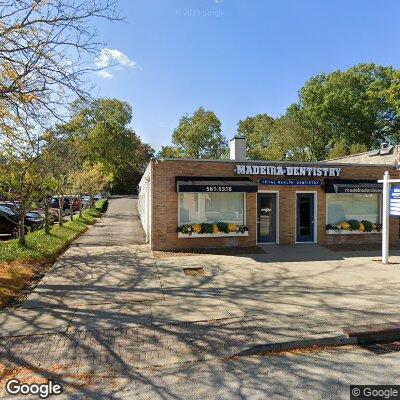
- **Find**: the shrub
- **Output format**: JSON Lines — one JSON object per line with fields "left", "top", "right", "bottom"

{"left": 217, "top": 222, "right": 229, "bottom": 233}
{"left": 361, "top": 220, "right": 373, "bottom": 232}
{"left": 200, "top": 222, "right": 213, "bottom": 234}
{"left": 326, "top": 224, "right": 339, "bottom": 231}
{"left": 347, "top": 219, "right": 360, "bottom": 231}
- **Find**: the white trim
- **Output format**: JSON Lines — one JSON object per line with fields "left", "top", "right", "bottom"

{"left": 178, "top": 231, "right": 249, "bottom": 238}
{"left": 256, "top": 191, "right": 279, "bottom": 244}
{"left": 326, "top": 229, "right": 380, "bottom": 235}
{"left": 295, "top": 191, "right": 318, "bottom": 244}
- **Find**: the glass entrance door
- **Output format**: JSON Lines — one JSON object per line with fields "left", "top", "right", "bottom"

{"left": 257, "top": 193, "right": 277, "bottom": 243}
{"left": 296, "top": 193, "right": 315, "bottom": 242}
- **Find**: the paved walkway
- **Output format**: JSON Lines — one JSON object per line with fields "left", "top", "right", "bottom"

{"left": 2, "top": 197, "right": 400, "bottom": 397}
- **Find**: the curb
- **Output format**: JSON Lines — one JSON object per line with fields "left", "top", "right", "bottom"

{"left": 233, "top": 333, "right": 357, "bottom": 357}
{"left": 233, "top": 323, "right": 400, "bottom": 357}
{"left": 343, "top": 322, "right": 400, "bottom": 345}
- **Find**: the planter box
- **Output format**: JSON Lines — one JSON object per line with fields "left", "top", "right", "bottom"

{"left": 326, "top": 229, "right": 380, "bottom": 235}
{"left": 178, "top": 231, "right": 249, "bottom": 239}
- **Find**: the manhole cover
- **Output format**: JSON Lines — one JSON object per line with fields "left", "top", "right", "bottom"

{"left": 183, "top": 267, "right": 205, "bottom": 276}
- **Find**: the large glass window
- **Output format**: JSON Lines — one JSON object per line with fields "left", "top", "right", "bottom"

{"left": 326, "top": 193, "right": 380, "bottom": 224}
{"left": 179, "top": 192, "right": 245, "bottom": 224}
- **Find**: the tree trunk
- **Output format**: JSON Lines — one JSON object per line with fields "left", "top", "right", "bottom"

{"left": 70, "top": 197, "right": 74, "bottom": 221}
{"left": 59, "top": 195, "right": 64, "bottom": 227}
{"left": 18, "top": 209, "right": 26, "bottom": 246}
{"left": 79, "top": 196, "right": 83, "bottom": 218}
{"left": 44, "top": 197, "right": 50, "bottom": 235}
{"left": 90, "top": 195, "right": 94, "bottom": 209}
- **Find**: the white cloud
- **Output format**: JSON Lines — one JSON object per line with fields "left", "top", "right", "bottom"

{"left": 95, "top": 48, "right": 136, "bottom": 79}
{"left": 96, "top": 70, "right": 113, "bottom": 79}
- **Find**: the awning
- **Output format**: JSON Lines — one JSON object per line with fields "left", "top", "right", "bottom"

{"left": 324, "top": 180, "right": 382, "bottom": 194}
{"left": 176, "top": 176, "right": 258, "bottom": 193}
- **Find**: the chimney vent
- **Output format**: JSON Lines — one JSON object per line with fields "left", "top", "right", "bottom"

{"left": 229, "top": 136, "right": 246, "bottom": 160}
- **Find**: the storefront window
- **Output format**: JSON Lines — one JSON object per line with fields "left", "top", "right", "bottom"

{"left": 326, "top": 193, "right": 380, "bottom": 224}
{"left": 179, "top": 192, "right": 245, "bottom": 224}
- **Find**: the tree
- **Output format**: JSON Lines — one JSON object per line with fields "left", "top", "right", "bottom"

{"left": 68, "top": 98, "right": 153, "bottom": 193}
{"left": 264, "top": 117, "right": 313, "bottom": 162}
{"left": 327, "top": 140, "right": 369, "bottom": 160}
{"left": 72, "top": 164, "right": 109, "bottom": 209}
{"left": 327, "top": 139, "right": 349, "bottom": 159}
{"left": 168, "top": 107, "right": 228, "bottom": 159}
{"left": 0, "top": 0, "right": 121, "bottom": 244}
{"left": 0, "top": 155, "right": 43, "bottom": 244}
{"left": 237, "top": 114, "right": 274, "bottom": 159}
{"left": 157, "top": 145, "right": 183, "bottom": 158}
{"left": 0, "top": 0, "right": 121, "bottom": 136}
{"left": 287, "top": 63, "right": 400, "bottom": 159}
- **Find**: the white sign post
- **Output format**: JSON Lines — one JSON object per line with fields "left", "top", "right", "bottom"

{"left": 378, "top": 171, "right": 400, "bottom": 264}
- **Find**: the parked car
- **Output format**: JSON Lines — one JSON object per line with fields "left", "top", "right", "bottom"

{"left": 50, "top": 196, "right": 79, "bottom": 212}
{"left": 82, "top": 196, "right": 91, "bottom": 208}
{"left": 0, "top": 205, "right": 43, "bottom": 238}
{"left": 93, "top": 193, "right": 105, "bottom": 201}
{"left": 32, "top": 208, "right": 57, "bottom": 225}
{"left": 0, "top": 205, "right": 20, "bottom": 238}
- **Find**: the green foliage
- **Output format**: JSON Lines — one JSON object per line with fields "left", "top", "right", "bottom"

{"left": 361, "top": 220, "right": 374, "bottom": 232}
{"left": 0, "top": 203, "right": 108, "bottom": 263}
{"left": 287, "top": 63, "right": 400, "bottom": 159}
{"left": 177, "top": 222, "right": 249, "bottom": 234}
{"left": 157, "top": 145, "right": 183, "bottom": 158}
{"left": 237, "top": 114, "right": 274, "bottom": 159}
{"left": 200, "top": 222, "right": 214, "bottom": 234}
{"left": 68, "top": 98, "right": 153, "bottom": 193}
{"left": 162, "top": 107, "right": 227, "bottom": 159}
{"left": 327, "top": 140, "right": 369, "bottom": 159}
{"left": 216, "top": 222, "right": 229, "bottom": 233}
{"left": 349, "top": 143, "right": 369, "bottom": 154}
{"left": 327, "top": 139, "right": 349, "bottom": 159}
{"left": 347, "top": 219, "right": 361, "bottom": 230}
{"left": 0, "top": 219, "right": 88, "bottom": 263}
{"left": 265, "top": 117, "right": 313, "bottom": 161}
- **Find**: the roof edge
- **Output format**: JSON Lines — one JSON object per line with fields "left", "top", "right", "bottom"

{"left": 151, "top": 157, "right": 395, "bottom": 169}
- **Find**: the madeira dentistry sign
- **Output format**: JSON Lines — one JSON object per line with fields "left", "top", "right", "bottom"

{"left": 234, "top": 164, "right": 341, "bottom": 177}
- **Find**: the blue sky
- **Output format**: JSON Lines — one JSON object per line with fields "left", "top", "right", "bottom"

{"left": 93, "top": 0, "right": 400, "bottom": 151}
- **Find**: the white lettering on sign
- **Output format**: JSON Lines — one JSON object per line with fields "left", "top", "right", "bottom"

{"left": 234, "top": 165, "right": 341, "bottom": 177}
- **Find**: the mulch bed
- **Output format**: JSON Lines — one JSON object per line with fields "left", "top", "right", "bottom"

{"left": 153, "top": 246, "right": 265, "bottom": 258}
{"left": 183, "top": 267, "right": 206, "bottom": 276}
{"left": 0, "top": 259, "right": 54, "bottom": 309}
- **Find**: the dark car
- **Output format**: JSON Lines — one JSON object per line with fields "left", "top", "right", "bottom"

{"left": 50, "top": 197, "right": 70, "bottom": 210}
{"left": 0, "top": 205, "right": 20, "bottom": 237}
{"left": 50, "top": 196, "right": 80, "bottom": 213}
{"left": 0, "top": 205, "right": 44, "bottom": 238}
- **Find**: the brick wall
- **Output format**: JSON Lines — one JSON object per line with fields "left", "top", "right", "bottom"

{"left": 149, "top": 159, "right": 399, "bottom": 251}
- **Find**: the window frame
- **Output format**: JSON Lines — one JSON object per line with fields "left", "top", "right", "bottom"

{"left": 178, "top": 192, "right": 247, "bottom": 226}
{"left": 325, "top": 192, "right": 382, "bottom": 226}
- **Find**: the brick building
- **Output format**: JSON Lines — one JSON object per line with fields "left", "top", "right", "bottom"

{"left": 138, "top": 138, "right": 399, "bottom": 251}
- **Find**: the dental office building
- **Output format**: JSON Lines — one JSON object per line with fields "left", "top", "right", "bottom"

{"left": 138, "top": 138, "right": 399, "bottom": 251}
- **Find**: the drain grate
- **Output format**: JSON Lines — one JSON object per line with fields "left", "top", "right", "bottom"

{"left": 363, "top": 341, "right": 400, "bottom": 355}
{"left": 183, "top": 267, "right": 205, "bottom": 276}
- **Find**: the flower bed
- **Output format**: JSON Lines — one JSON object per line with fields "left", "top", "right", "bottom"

{"left": 177, "top": 222, "right": 249, "bottom": 238}
{"left": 326, "top": 219, "right": 381, "bottom": 234}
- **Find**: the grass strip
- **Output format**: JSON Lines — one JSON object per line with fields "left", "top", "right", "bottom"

{"left": 0, "top": 199, "right": 108, "bottom": 307}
